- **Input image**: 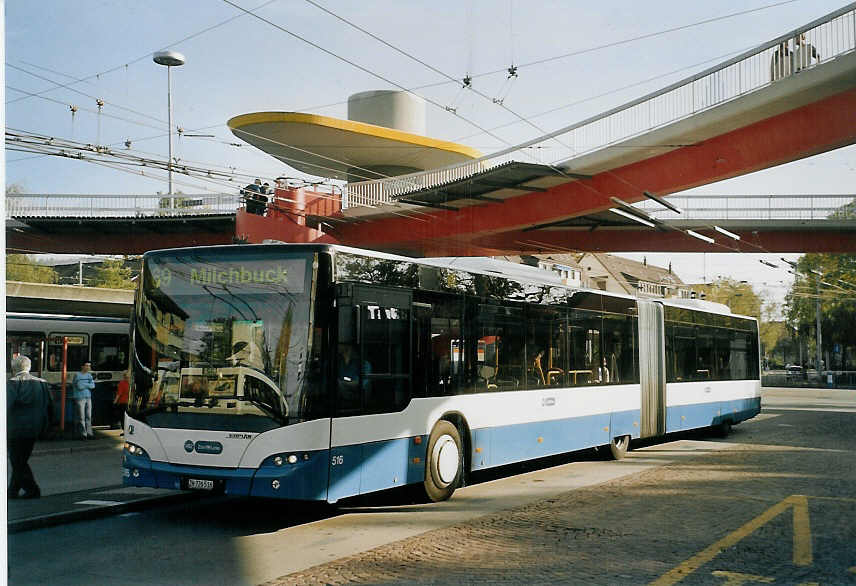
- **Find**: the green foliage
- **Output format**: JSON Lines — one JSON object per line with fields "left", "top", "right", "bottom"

{"left": 696, "top": 278, "right": 788, "bottom": 360}
{"left": 93, "top": 258, "right": 136, "bottom": 289}
{"left": 695, "top": 278, "right": 762, "bottom": 319}
{"left": 6, "top": 254, "right": 58, "bottom": 284}
{"left": 785, "top": 253, "right": 856, "bottom": 368}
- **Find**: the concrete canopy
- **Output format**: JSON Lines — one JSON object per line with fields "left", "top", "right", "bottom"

{"left": 227, "top": 112, "right": 481, "bottom": 181}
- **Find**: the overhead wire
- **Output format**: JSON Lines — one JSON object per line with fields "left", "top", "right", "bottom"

{"left": 7, "top": 63, "right": 168, "bottom": 126}
{"left": 7, "top": 129, "right": 437, "bottom": 223}
{"left": 9, "top": 1, "right": 799, "bottom": 181}
{"left": 466, "top": 0, "right": 804, "bottom": 81}
{"left": 300, "top": 0, "right": 573, "bottom": 160}
{"left": 5, "top": 0, "right": 281, "bottom": 106}
{"left": 219, "top": 0, "right": 518, "bottom": 153}
{"left": 8, "top": 0, "right": 816, "bottom": 233}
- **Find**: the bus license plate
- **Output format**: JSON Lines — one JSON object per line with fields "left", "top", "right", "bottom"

{"left": 186, "top": 478, "right": 215, "bottom": 491}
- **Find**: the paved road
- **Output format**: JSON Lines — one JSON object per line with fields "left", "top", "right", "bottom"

{"left": 8, "top": 388, "right": 856, "bottom": 585}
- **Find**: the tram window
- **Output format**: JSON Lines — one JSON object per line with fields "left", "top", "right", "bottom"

{"left": 92, "top": 333, "right": 130, "bottom": 371}
{"left": 569, "top": 309, "right": 602, "bottom": 385}
{"left": 668, "top": 324, "right": 696, "bottom": 382}
{"left": 526, "top": 306, "right": 566, "bottom": 388}
{"left": 696, "top": 327, "right": 715, "bottom": 380}
{"left": 430, "top": 317, "right": 461, "bottom": 395}
{"left": 473, "top": 304, "right": 524, "bottom": 392}
{"left": 713, "top": 329, "right": 732, "bottom": 379}
{"left": 47, "top": 334, "right": 89, "bottom": 372}
{"left": 7, "top": 333, "right": 44, "bottom": 375}
{"left": 601, "top": 313, "right": 638, "bottom": 385}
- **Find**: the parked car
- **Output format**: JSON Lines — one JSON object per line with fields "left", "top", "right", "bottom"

{"left": 786, "top": 364, "right": 803, "bottom": 378}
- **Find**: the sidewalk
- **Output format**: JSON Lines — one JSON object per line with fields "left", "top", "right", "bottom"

{"left": 7, "top": 428, "right": 193, "bottom": 534}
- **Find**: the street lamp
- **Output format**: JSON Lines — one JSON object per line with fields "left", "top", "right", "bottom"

{"left": 152, "top": 50, "right": 186, "bottom": 207}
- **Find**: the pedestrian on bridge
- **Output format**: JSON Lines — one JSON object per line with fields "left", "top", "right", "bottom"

{"left": 7, "top": 355, "right": 54, "bottom": 499}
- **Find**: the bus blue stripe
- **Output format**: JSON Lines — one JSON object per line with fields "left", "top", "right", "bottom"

{"left": 124, "top": 397, "right": 761, "bottom": 501}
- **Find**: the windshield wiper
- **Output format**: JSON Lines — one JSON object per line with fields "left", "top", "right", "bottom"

{"left": 243, "top": 397, "right": 288, "bottom": 425}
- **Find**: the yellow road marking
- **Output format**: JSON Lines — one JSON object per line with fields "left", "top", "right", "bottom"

{"left": 711, "top": 570, "right": 774, "bottom": 585}
{"left": 791, "top": 495, "right": 812, "bottom": 566}
{"left": 650, "top": 495, "right": 812, "bottom": 585}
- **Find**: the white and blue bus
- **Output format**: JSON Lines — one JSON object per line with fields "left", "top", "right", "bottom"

{"left": 6, "top": 313, "right": 130, "bottom": 426}
{"left": 123, "top": 244, "right": 760, "bottom": 502}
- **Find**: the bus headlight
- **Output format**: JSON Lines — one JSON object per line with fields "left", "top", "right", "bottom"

{"left": 287, "top": 454, "right": 298, "bottom": 464}
{"left": 274, "top": 456, "right": 284, "bottom": 466}
{"left": 125, "top": 442, "right": 149, "bottom": 459}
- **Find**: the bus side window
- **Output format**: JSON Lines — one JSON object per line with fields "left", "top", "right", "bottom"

{"left": 47, "top": 335, "right": 89, "bottom": 373}
{"left": 92, "top": 333, "right": 130, "bottom": 371}
{"left": 7, "top": 333, "right": 44, "bottom": 375}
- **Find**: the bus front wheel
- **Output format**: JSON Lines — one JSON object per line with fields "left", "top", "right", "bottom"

{"left": 423, "top": 421, "right": 463, "bottom": 502}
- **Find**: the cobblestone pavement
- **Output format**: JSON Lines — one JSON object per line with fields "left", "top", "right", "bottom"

{"left": 266, "top": 407, "right": 856, "bottom": 585}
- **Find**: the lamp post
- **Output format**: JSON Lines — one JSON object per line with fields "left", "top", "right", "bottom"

{"left": 152, "top": 50, "right": 185, "bottom": 208}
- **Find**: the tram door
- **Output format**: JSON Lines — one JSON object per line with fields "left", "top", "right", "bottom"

{"left": 637, "top": 300, "right": 666, "bottom": 438}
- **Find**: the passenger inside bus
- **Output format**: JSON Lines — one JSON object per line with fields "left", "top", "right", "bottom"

{"left": 337, "top": 343, "right": 371, "bottom": 412}
{"left": 532, "top": 349, "right": 546, "bottom": 386}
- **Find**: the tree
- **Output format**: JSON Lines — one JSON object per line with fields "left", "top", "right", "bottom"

{"left": 6, "top": 254, "right": 58, "bottom": 284}
{"left": 784, "top": 253, "right": 856, "bottom": 370}
{"left": 93, "top": 258, "right": 136, "bottom": 289}
{"left": 696, "top": 278, "right": 786, "bottom": 367}
{"left": 695, "top": 278, "right": 762, "bottom": 319}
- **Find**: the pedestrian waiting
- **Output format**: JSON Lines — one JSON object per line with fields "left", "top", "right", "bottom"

{"left": 114, "top": 370, "right": 130, "bottom": 432}
{"left": 7, "top": 355, "right": 55, "bottom": 499}
{"left": 71, "top": 361, "right": 96, "bottom": 440}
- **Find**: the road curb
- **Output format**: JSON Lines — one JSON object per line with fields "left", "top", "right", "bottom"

{"left": 7, "top": 492, "right": 199, "bottom": 534}
{"left": 32, "top": 443, "right": 124, "bottom": 457}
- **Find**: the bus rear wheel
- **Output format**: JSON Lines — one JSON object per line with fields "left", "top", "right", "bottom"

{"left": 715, "top": 419, "right": 732, "bottom": 438}
{"left": 608, "top": 435, "right": 631, "bottom": 460}
{"left": 423, "top": 420, "right": 463, "bottom": 502}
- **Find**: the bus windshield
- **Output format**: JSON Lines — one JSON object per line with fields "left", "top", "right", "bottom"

{"left": 129, "top": 248, "right": 320, "bottom": 432}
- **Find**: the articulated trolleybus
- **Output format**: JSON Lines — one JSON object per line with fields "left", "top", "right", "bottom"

{"left": 124, "top": 244, "right": 760, "bottom": 502}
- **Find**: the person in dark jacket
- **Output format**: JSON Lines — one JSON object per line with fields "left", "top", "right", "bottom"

{"left": 7, "top": 355, "right": 55, "bottom": 499}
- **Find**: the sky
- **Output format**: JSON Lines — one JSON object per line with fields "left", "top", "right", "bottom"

{"left": 5, "top": 0, "right": 856, "bottom": 309}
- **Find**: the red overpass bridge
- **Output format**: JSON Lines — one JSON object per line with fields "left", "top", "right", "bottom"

{"left": 6, "top": 192, "right": 855, "bottom": 254}
{"left": 7, "top": 4, "right": 856, "bottom": 256}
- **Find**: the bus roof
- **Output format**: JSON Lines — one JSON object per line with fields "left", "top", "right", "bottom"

{"left": 141, "top": 243, "right": 754, "bottom": 321}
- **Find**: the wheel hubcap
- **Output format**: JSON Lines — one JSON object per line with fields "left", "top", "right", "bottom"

{"left": 433, "top": 434, "right": 459, "bottom": 486}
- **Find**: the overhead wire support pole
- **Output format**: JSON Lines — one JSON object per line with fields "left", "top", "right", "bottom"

{"left": 816, "top": 274, "right": 823, "bottom": 376}
{"left": 153, "top": 51, "right": 186, "bottom": 208}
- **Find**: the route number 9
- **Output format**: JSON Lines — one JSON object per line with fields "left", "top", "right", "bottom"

{"left": 331, "top": 454, "right": 344, "bottom": 466}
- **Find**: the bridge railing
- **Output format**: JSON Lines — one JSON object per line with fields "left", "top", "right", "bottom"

{"left": 5, "top": 193, "right": 242, "bottom": 218}
{"left": 344, "top": 3, "right": 856, "bottom": 209}
{"left": 634, "top": 194, "right": 856, "bottom": 221}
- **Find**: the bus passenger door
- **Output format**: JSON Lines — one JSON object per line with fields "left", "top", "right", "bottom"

{"left": 637, "top": 300, "right": 666, "bottom": 438}
{"left": 329, "top": 284, "right": 413, "bottom": 502}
